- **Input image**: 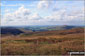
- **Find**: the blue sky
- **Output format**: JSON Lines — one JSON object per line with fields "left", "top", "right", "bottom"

{"left": 1, "top": 0, "right": 84, "bottom": 26}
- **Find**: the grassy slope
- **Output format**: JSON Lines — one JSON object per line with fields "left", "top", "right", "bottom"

{"left": 1, "top": 28, "right": 84, "bottom": 55}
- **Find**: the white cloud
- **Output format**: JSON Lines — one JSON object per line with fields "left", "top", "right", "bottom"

{"left": 37, "top": 0, "right": 54, "bottom": 9}
{"left": 29, "top": 13, "right": 42, "bottom": 20}
{"left": 38, "top": 8, "right": 84, "bottom": 25}
{"left": 15, "top": 5, "right": 30, "bottom": 16}
{"left": 1, "top": 5, "right": 42, "bottom": 26}
{"left": 1, "top": 2, "right": 84, "bottom": 26}
{"left": 1, "top": 6, "right": 31, "bottom": 26}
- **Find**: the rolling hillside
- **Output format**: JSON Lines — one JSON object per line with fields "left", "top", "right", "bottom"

{"left": 1, "top": 26, "right": 84, "bottom": 55}
{"left": 1, "top": 27, "right": 24, "bottom": 35}
{"left": 19, "top": 27, "right": 84, "bottom": 37}
{"left": 1, "top": 25, "right": 84, "bottom": 35}
{"left": 1, "top": 27, "right": 84, "bottom": 55}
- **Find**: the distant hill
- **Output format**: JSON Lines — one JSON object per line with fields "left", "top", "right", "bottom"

{"left": 24, "top": 27, "right": 84, "bottom": 36}
{"left": 19, "top": 27, "right": 84, "bottom": 37}
{"left": 21, "top": 25, "right": 81, "bottom": 32}
{"left": 1, "top": 27, "right": 24, "bottom": 35}
{"left": 0, "top": 25, "right": 84, "bottom": 35}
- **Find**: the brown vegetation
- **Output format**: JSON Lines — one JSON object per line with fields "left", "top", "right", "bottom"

{"left": 1, "top": 28, "right": 84, "bottom": 55}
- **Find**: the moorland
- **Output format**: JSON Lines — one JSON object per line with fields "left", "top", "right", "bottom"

{"left": 1, "top": 25, "right": 84, "bottom": 55}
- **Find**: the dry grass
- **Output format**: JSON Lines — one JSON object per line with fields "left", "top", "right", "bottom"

{"left": 1, "top": 28, "right": 84, "bottom": 55}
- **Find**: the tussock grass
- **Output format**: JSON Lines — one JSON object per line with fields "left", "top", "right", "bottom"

{"left": 1, "top": 28, "right": 84, "bottom": 55}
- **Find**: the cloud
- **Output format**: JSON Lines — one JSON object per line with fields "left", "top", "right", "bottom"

{"left": 1, "top": 5, "right": 42, "bottom": 26}
{"left": 15, "top": 5, "right": 30, "bottom": 15}
{"left": 1, "top": 6, "right": 84, "bottom": 26}
{"left": 1, "top": 1, "right": 84, "bottom": 26}
{"left": 29, "top": 13, "right": 42, "bottom": 20}
{"left": 38, "top": 8, "right": 84, "bottom": 25}
{"left": 37, "top": 0, "right": 54, "bottom": 9}
{"left": 1, "top": 6, "right": 31, "bottom": 26}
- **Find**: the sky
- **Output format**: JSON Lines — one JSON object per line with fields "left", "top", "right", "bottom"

{"left": 1, "top": 0, "right": 85, "bottom": 26}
